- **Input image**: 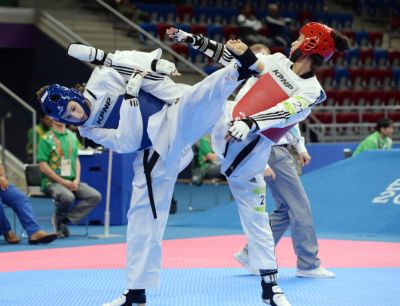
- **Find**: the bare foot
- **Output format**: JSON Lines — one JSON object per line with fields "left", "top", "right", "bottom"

{"left": 225, "top": 39, "right": 249, "bottom": 56}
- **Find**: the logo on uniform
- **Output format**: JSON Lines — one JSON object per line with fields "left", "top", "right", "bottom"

{"left": 271, "top": 69, "right": 294, "bottom": 89}
{"left": 96, "top": 97, "right": 111, "bottom": 125}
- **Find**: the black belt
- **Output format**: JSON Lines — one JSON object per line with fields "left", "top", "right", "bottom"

{"left": 224, "top": 135, "right": 261, "bottom": 177}
{"left": 143, "top": 149, "right": 160, "bottom": 219}
{"left": 273, "top": 143, "right": 290, "bottom": 148}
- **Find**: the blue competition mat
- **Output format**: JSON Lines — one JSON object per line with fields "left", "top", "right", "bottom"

{"left": 1, "top": 267, "right": 400, "bottom": 306}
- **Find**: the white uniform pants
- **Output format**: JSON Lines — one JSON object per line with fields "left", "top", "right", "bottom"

{"left": 126, "top": 65, "right": 243, "bottom": 289}
{"left": 222, "top": 135, "right": 277, "bottom": 271}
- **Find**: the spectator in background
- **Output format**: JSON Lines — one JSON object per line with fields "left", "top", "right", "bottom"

{"left": 0, "top": 160, "right": 57, "bottom": 245}
{"left": 237, "top": 4, "right": 271, "bottom": 46}
{"left": 353, "top": 118, "right": 394, "bottom": 156}
{"left": 37, "top": 119, "right": 101, "bottom": 238}
{"left": 265, "top": 3, "right": 294, "bottom": 47}
{"left": 26, "top": 113, "right": 52, "bottom": 163}
{"left": 191, "top": 135, "right": 222, "bottom": 186}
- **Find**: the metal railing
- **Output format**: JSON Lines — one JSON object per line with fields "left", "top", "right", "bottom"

{"left": 0, "top": 83, "right": 37, "bottom": 163}
{"left": 306, "top": 105, "right": 400, "bottom": 142}
{"left": 92, "top": 0, "right": 207, "bottom": 77}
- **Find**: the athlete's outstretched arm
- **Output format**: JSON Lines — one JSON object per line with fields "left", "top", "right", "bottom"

{"left": 79, "top": 72, "right": 146, "bottom": 153}
{"left": 227, "top": 90, "right": 326, "bottom": 141}
{"left": 166, "top": 27, "right": 234, "bottom": 66}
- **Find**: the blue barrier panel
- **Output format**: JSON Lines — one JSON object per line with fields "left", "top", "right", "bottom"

{"left": 303, "top": 150, "right": 400, "bottom": 239}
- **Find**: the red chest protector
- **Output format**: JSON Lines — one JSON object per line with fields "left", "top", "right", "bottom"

{"left": 232, "top": 70, "right": 297, "bottom": 143}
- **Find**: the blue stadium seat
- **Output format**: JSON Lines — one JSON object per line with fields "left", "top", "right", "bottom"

{"left": 207, "top": 24, "right": 224, "bottom": 41}
{"left": 345, "top": 48, "right": 360, "bottom": 66}
{"left": 334, "top": 67, "right": 350, "bottom": 88}
{"left": 373, "top": 48, "right": 388, "bottom": 66}
{"left": 393, "top": 68, "right": 400, "bottom": 88}
{"left": 355, "top": 31, "right": 369, "bottom": 47}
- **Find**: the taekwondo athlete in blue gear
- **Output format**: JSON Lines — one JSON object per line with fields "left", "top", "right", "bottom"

{"left": 38, "top": 43, "right": 262, "bottom": 306}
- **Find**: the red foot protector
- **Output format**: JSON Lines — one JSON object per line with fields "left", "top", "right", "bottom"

{"left": 232, "top": 72, "right": 295, "bottom": 143}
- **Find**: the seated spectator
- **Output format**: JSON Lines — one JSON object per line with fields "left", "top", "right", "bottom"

{"left": 265, "top": 3, "right": 294, "bottom": 47}
{"left": 353, "top": 118, "right": 394, "bottom": 156}
{"left": 237, "top": 4, "right": 271, "bottom": 46}
{"left": 0, "top": 160, "right": 57, "bottom": 244}
{"left": 191, "top": 135, "right": 222, "bottom": 186}
{"left": 38, "top": 119, "right": 102, "bottom": 238}
{"left": 26, "top": 113, "right": 52, "bottom": 163}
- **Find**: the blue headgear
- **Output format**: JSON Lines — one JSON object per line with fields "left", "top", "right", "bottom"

{"left": 38, "top": 84, "right": 90, "bottom": 126}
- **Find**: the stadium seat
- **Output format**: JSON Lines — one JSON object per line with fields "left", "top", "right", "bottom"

{"left": 317, "top": 67, "right": 334, "bottom": 88}
{"left": 369, "top": 32, "right": 384, "bottom": 47}
{"left": 176, "top": 4, "right": 193, "bottom": 23}
{"left": 139, "top": 22, "right": 157, "bottom": 42}
{"left": 336, "top": 112, "right": 359, "bottom": 123}
{"left": 345, "top": 48, "right": 360, "bottom": 66}
{"left": 207, "top": 24, "right": 224, "bottom": 41}
{"left": 190, "top": 24, "right": 207, "bottom": 36}
{"left": 337, "top": 89, "right": 355, "bottom": 106}
{"left": 388, "top": 50, "right": 400, "bottom": 66}
{"left": 373, "top": 48, "right": 389, "bottom": 66}
{"left": 314, "top": 112, "right": 333, "bottom": 124}
{"left": 331, "top": 52, "right": 346, "bottom": 66}
{"left": 353, "top": 90, "right": 373, "bottom": 106}
{"left": 355, "top": 31, "right": 369, "bottom": 47}
{"left": 223, "top": 25, "right": 239, "bottom": 41}
{"left": 171, "top": 43, "right": 189, "bottom": 61}
{"left": 388, "top": 112, "right": 400, "bottom": 122}
{"left": 375, "top": 68, "right": 392, "bottom": 88}
{"left": 342, "top": 30, "right": 356, "bottom": 46}
{"left": 348, "top": 67, "right": 367, "bottom": 88}
{"left": 359, "top": 48, "right": 374, "bottom": 66}
{"left": 324, "top": 89, "right": 338, "bottom": 106}
{"left": 334, "top": 67, "right": 350, "bottom": 88}
{"left": 392, "top": 68, "right": 400, "bottom": 88}
{"left": 157, "top": 23, "right": 173, "bottom": 41}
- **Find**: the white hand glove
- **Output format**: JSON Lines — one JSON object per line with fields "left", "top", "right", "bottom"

{"left": 153, "top": 59, "right": 181, "bottom": 76}
{"left": 228, "top": 118, "right": 257, "bottom": 141}
{"left": 172, "top": 29, "right": 193, "bottom": 43}
{"left": 125, "top": 71, "right": 147, "bottom": 99}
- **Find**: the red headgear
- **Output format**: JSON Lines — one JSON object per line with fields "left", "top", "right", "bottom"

{"left": 295, "top": 22, "right": 335, "bottom": 62}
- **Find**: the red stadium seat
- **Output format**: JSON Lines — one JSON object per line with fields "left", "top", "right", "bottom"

{"left": 349, "top": 68, "right": 367, "bottom": 88}
{"left": 388, "top": 50, "right": 400, "bottom": 66}
{"left": 313, "top": 112, "right": 333, "bottom": 124}
{"left": 375, "top": 68, "right": 392, "bottom": 88}
{"left": 324, "top": 89, "right": 338, "bottom": 105}
{"left": 317, "top": 68, "right": 334, "bottom": 88}
{"left": 353, "top": 90, "right": 373, "bottom": 106}
{"left": 388, "top": 112, "right": 400, "bottom": 122}
{"left": 176, "top": 5, "right": 193, "bottom": 23}
{"left": 359, "top": 48, "right": 374, "bottom": 66}
{"left": 337, "top": 89, "right": 355, "bottom": 106}
{"left": 363, "top": 112, "right": 385, "bottom": 123}
{"left": 190, "top": 24, "right": 207, "bottom": 36}
{"left": 336, "top": 112, "right": 359, "bottom": 123}
{"left": 157, "top": 23, "right": 173, "bottom": 41}
{"left": 368, "top": 32, "right": 383, "bottom": 47}
{"left": 170, "top": 43, "right": 189, "bottom": 60}
{"left": 223, "top": 25, "right": 239, "bottom": 41}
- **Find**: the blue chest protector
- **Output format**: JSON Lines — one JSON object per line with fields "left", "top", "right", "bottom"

{"left": 102, "top": 90, "right": 165, "bottom": 150}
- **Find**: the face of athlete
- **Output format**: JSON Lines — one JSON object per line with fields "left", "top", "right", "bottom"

{"left": 61, "top": 101, "right": 88, "bottom": 124}
{"left": 289, "top": 34, "right": 304, "bottom": 58}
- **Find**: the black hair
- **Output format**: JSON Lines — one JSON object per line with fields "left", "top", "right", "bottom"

{"left": 311, "top": 31, "right": 350, "bottom": 70}
{"left": 376, "top": 118, "right": 393, "bottom": 131}
{"left": 332, "top": 31, "right": 350, "bottom": 52}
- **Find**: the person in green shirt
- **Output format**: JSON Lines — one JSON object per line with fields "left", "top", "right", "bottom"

{"left": 37, "top": 119, "right": 101, "bottom": 238}
{"left": 26, "top": 114, "right": 52, "bottom": 162}
{"left": 353, "top": 118, "right": 394, "bottom": 156}
{"left": 191, "top": 135, "right": 222, "bottom": 186}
